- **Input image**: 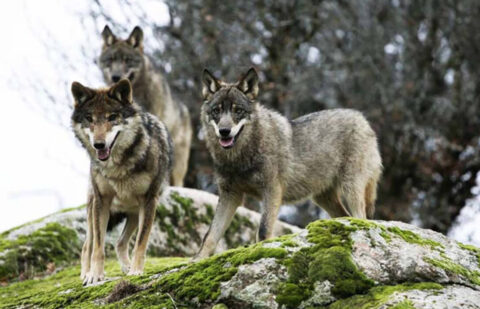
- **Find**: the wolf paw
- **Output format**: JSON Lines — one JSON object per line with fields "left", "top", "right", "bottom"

{"left": 127, "top": 269, "right": 143, "bottom": 276}
{"left": 82, "top": 272, "right": 105, "bottom": 286}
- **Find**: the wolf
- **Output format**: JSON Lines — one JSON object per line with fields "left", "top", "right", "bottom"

{"left": 99, "top": 25, "right": 191, "bottom": 186}
{"left": 71, "top": 79, "right": 172, "bottom": 284}
{"left": 195, "top": 68, "right": 382, "bottom": 259}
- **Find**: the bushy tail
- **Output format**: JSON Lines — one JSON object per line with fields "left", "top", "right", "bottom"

{"left": 365, "top": 177, "right": 378, "bottom": 219}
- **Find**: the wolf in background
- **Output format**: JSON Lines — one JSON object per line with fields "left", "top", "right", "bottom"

{"left": 195, "top": 68, "right": 382, "bottom": 259}
{"left": 99, "top": 25, "right": 191, "bottom": 186}
{"left": 71, "top": 79, "right": 172, "bottom": 284}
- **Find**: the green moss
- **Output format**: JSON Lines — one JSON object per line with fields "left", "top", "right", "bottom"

{"left": 276, "top": 220, "right": 374, "bottom": 308}
{"left": 326, "top": 282, "right": 443, "bottom": 309}
{"left": 155, "top": 245, "right": 287, "bottom": 304}
{"left": 424, "top": 256, "right": 480, "bottom": 285}
{"left": 390, "top": 300, "right": 415, "bottom": 309}
{"left": 152, "top": 192, "right": 214, "bottom": 255}
{"left": 387, "top": 227, "right": 443, "bottom": 249}
{"left": 0, "top": 223, "right": 82, "bottom": 281}
{"left": 0, "top": 257, "right": 188, "bottom": 308}
{"left": 276, "top": 283, "right": 311, "bottom": 307}
{"left": 458, "top": 242, "right": 480, "bottom": 267}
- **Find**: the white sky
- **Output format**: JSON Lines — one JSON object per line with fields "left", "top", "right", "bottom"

{"left": 0, "top": 0, "right": 169, "bottom": 232}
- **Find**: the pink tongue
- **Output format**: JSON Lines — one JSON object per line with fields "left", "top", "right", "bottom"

{"left": 219, "top": 138, "right": 234, "bottom": 148}
{"left": 97, "top": 148, "right": 110, "bottom": 160}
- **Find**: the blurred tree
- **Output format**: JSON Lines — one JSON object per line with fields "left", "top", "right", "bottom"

{"left": 89, "top": 0, "right": 480, "bottom": 233}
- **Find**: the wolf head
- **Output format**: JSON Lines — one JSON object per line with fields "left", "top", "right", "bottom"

{"left": 201, "top": 68, "right": 259, "bottom": 149}
{"left": 71, "top": 79, "right": 137, "bottom": 162}
{"left": 99, "top": 25, "right": 145, "bottom": 85}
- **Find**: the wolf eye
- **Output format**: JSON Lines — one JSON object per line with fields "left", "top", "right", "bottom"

{"left": 108, "top": 114, "right": 118, "bottom": 122}
{"left": 85, "top": 115, "right": 93, "bottom": 122}
{"left": 212, "top": 107, "right": 220, "bottom": 114}
{"left": 234, "top": 108, "right": 243, "bottom": 115}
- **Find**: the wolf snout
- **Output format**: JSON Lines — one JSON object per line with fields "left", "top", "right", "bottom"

{"left": 111, "top": 75, "right": 121, "bottom": 83}
{"left": 93, "top": 141, "right": 106, "bottom": 150}
{"left": 219, "top": 128, "right": 231, "bottom": 137}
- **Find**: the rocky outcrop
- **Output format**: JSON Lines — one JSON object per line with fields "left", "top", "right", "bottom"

{"left": 2, "top": 215, "right": 480, "bottom": 308}
{"left": 0, "top": 187, "right": 299, "bottom": 282}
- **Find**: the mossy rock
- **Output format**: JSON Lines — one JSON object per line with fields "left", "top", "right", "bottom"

{"left": 2, "top": 211, "right": 480, "bottom": 307}
{"left": 0, "top": 187, "right": 299, "bottom": 283}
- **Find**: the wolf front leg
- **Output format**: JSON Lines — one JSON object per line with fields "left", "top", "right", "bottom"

{"left": 116, "top": 213, "right": 139, "bottom": 274}
{"left": 80, "top": 193, "right": 93, "bottom": 280}
{"left": 194, "top": 190, "right": 243, "bottom": 260}
{"left": 83, "top": 192, "right": 111, "bottom": 286}
{"left": 128, "top": 198, "right": 156, "bottom": 276}
{"left": 258, "top": 182, "right": 283, "bottom": 241}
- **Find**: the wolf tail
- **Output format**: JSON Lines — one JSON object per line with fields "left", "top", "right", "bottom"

{"left": 365, "top": 176, "right": 378, "bottom": 219}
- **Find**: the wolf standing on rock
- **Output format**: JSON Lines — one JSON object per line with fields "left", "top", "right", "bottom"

{"left": 196, "top": 68, "right": 382, "bottom": 259}
{"left": 71, "top": 79, "right": 172, "bottom": 284}
{"left": 99, "top": 25, "right": 191, "bottom": 186}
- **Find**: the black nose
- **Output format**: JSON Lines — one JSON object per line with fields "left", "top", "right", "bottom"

{"left": 111, "top": 75, "right": 121, "bottom": 82}
{"left": 93, "top": 142, "right": 106, "bottom": 150}
{"left": 219, "top": 128, "right": 231, "bottom": 137}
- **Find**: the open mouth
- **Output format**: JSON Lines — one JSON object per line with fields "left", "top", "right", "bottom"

{"left": 219, "top": 126, "right": 244, "bottom": 149}
{"left": 96, "top": 132, "right": 120, "bottom": 161}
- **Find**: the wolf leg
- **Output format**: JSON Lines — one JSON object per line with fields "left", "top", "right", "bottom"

{"left": 80, "top": 194, "right": 93, "bottom": 279}
{"left": 258, "top": 183, "right": 282, "bottom": 241}
{"left": 116, "top": 213, "right": 138, "bottom": 274}
{"left": 340, "top": 182, "right": 367, "bottom": 219}
{"left": 128, "top": 199, "right": 156, "bottom": 275}
{"left": 170, "top": 128, "right": 191, "bottom": 187}
{"left": 194, "top": 191, "right": 243, "bottom": 260}
{"left": 364, "top": 176, "right": 379, "bottom": 219}
{"left": 313, "top": 187, "right": 352, "bottom": 218}
{"left": 83, "top": 194, "right": 110, "bottom": 285}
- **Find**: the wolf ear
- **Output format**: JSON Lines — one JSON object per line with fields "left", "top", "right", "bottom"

{"left": 202, "top": 69, "right": 221, "bottom": 100}
{"left": 71, "top": 82, "right": 93, "bottom": 106}
{"left": 238, "top": 68, "right": 259, "bottom": 99}
{"left": 101, "top": 25, "right": 117, "bottom": 47}
{"left": 127, "top": 26, "right": 143, "bottom": 49}
{"left": 109, "top": 79, "right": 133, "bottom": 104}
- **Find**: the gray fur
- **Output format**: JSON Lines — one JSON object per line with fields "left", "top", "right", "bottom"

{"left": 99, "top": 25, "right": 192, "bottom": 186}
{"left": 195, "top": 68, "right": 382, "bottom": 259}
{"left": 71, "top": 79, "right": 172, "bottom": 284}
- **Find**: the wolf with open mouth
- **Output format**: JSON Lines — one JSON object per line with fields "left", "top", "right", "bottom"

{"left": 71, "top": 79, "right": 173, "bottom": 285}
{"left": 196, "top": 68, "right": 383, "bottom": 260}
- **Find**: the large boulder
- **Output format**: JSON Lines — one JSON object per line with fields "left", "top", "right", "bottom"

{"left": 1, "top": 216, "right": 480, "bottom": 308}
{"left": 0, "top": 187, "right": 299, "bottom": 282}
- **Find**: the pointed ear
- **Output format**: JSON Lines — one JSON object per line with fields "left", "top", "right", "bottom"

{"left": 101, "top": 25, "right": 117, "bottom": 47}
{"left": 127, "top": 26, "right": 143, "bottom": 49}
{"left": 238, "top": 68, "right": 259, "bottom": 99}
{"left": 71, "top": 82, "right": 94, "bottom": 106}
{"left": 202, "top": 69, "right": 221, "bottom": 100}
{"left": 109, "top": 79, "right": 133, "bottom": 104}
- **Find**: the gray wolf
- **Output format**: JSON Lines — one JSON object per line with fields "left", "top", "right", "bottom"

{"left": 71, "top": 79, "right": 172, "bottom": 284}
{"left": 99, "top": 25, "right": 191, "bottom": 186}
{"left": 196, "top": 68, "right": 382, "bottom": 259}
